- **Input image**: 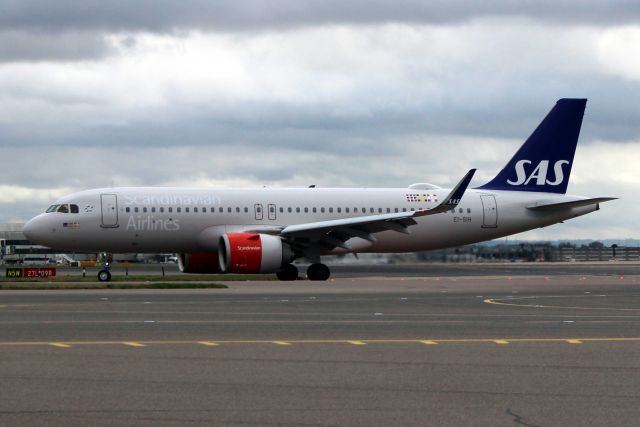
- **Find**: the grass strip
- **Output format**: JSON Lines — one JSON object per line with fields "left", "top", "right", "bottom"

{"left": 0, "top": 282, "right": 228, "bottom": 290}
{"left": 0, "top": 274, "right": 275, "bottom": 283}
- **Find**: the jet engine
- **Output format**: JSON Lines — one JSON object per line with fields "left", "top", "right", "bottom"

{"left": 178, "top": 252, "right": 222, "bottom": 274}
{"left": 218, "top": 233, "right": 294, "bottom": 274}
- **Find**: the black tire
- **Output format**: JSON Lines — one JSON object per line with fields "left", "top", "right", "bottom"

{"left": 97, "top": 270, "right": 112, "bottom": 282}
{"left": 307, "top": 263, "right": 330, "bottom": 281}
{"left": 276, "top": 264, "right": 299, "bottom": 281}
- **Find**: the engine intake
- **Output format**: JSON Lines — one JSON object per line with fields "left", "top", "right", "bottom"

{"left": 218, "top": 233, "right": 293, "bottom": 274}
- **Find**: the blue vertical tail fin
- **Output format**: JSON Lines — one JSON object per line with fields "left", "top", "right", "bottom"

{"left": 477, "top": 98, "right": 587, "bottom": 194}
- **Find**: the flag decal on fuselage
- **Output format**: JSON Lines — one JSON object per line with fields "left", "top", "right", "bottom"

{"left": 406, "top": 193, "right": 438, "bottom": 203}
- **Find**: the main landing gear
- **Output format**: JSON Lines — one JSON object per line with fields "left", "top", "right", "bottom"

{"left": 276, "top": 263, "right": 331, "bottom": 281}
{"left": 276, "top": 264, "right": 299, "bottom": 281}
{"left": 306, "top": 263, "right": 330, "bottom": 281}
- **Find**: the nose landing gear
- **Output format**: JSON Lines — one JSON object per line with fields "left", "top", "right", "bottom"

{"left": 97, "top": 269, "right": 112, "bottom": 282}
{"left": 97, "top": 255, "right": 112, "bottom": 282}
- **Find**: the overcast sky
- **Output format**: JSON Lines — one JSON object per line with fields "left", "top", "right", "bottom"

{"left": 1, "top": 1, "right": 639, "bottom": 241}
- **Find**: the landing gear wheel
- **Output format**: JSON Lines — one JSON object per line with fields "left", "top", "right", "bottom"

{"left": 97, "top": 270, "right": 112, "bottom": 282}
{"left": 307, "top": 263, "right": 330, "bottom": 281}
{"left": 276, "top": 264, "right": 299, "bottom": 281}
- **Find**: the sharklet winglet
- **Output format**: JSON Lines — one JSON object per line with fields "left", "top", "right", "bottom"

{"left": 414, "top": 169, "right": 476, "bottom": 217}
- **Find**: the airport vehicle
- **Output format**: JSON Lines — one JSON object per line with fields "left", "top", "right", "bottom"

{"left": 23, "top": 99, "right": 615, "bottom": 281}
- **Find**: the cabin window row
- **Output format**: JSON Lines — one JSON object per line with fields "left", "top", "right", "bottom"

{"left": 124, "top": 206, "right": 473, "bottom": 214}
{"left": 125, "top": 206, "right": 248, "bottom": 214}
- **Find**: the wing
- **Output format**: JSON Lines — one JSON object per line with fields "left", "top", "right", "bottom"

{"left": 526, "top": 197, "right": 617, "bottom": 211}
{"left": 279, "top": 169, "right": 476, "bottom": 253}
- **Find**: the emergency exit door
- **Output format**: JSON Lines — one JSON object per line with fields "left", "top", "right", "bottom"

{"left": 254, "top": 204, "right": 263, "bottom": 220}
{"left": 268, "top": 204, "right": 277, "bottom": 220}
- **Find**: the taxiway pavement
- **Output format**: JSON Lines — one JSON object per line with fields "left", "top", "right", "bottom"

{"left": 1, "top": 269, "right": 640, "bottom": 426}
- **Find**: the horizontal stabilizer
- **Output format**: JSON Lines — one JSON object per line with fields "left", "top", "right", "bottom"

{"left": 526, "top": 197, "right": 617, "bottom": 211}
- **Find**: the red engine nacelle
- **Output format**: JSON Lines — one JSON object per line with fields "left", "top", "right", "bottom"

{"left": 178, "top": 252, "right": 221, "bottom": 274}
{"left": 218, "top": 233, "right": 293, "bottom": 274}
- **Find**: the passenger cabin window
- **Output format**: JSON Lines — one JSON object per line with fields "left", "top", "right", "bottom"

{"left": 134, "top": 207, "right": 139, "bottom": 213}
{"left": 126, "top": 207, "right": 130, "bottom": 213}
{"left": 194, "top": 207, "right": 198, "bottom": 213}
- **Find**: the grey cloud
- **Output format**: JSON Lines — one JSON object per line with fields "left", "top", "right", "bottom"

{"left": 2, "top": 0, "right": 640, "bottom": 34}
{"left": 0, "top": 30, "right": 109, "bottom": 62}
{"left": 3, "top": 78, "right": 640, "bottom": 155}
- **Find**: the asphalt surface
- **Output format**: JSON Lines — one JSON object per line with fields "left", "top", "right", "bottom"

{"left": 14, "top": 261, "right": 640, "bottom": 278}
{"left": 1, "top": 267, "right": 640, "bottom": 426}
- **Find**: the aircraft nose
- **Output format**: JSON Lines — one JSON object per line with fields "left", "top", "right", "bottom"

{"left": 23, "top": 215, "right": 45, "bottom": 244}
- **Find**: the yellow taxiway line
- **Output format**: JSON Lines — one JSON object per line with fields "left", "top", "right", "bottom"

{"left": 0, "top": 338, "right": 638, "bottom": 347}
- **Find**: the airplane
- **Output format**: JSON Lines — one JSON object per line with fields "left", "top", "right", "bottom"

{"left": 23, "top": 99, "right": 616, "bottom": 282}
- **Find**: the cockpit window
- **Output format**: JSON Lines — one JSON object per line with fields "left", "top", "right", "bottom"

{"left": 46, "top": 204, "right": 80, "bottom": 214}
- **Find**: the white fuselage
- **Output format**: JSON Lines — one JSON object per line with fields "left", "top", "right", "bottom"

{"left": 24, "top": 186, "right": 597, "bottom": 255}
